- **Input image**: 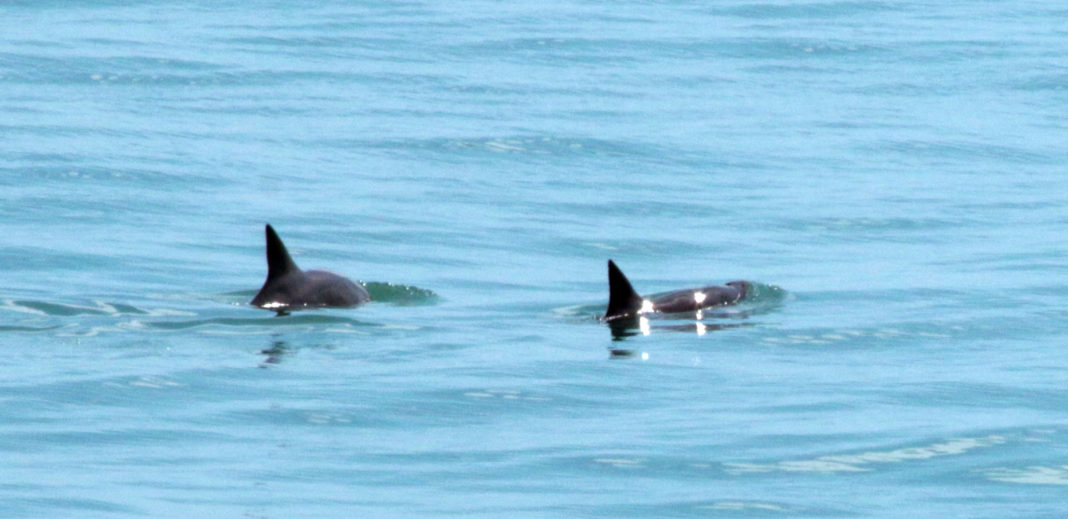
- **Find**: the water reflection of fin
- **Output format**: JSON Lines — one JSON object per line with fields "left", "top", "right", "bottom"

{"left": 609, "top": 315, "right": 643, "bottom": 340}
{"left": 609, "top": 320, "right": 754, "bottom": 341}
{"left": 259, "top": 340, "right": 290, "bottom": 367}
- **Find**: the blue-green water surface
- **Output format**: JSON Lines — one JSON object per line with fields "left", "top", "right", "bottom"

{"left": 2, "top": 2, "right": 1067, "bottom": 517}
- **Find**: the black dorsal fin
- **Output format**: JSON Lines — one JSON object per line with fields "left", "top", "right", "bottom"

{"left": 264, "top": 224, "right": 301, "bottom": 281}
{"left": 605, "top": 259, "right": 644, "bottom": 320}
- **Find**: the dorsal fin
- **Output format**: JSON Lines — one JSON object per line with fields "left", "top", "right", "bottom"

{"left": 264, "top": 224, "right": 301, "bottom": 281}
{"left": 605, "top": 259, "right": 644, "bottom": 320}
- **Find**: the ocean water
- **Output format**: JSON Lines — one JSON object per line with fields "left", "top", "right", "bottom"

{"left": 2, "top": 1, "right": 1067, "bottom": 517}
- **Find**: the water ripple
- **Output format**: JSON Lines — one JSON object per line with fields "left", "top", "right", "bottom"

{"left": 724, "top": 435, "right": 1007, "bottom": 475}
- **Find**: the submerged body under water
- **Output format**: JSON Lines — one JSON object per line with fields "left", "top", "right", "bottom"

{"left": 2, "top": 1, "right": 1068, "bottom": 518}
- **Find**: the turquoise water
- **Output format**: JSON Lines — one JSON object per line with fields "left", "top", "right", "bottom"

{"left": 3, "top": 1, "right": 1068, "bottom": 517}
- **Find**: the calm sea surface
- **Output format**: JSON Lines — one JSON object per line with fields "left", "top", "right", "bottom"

{"left": 2, "top": 1, "right": 1067, "bottom": 517}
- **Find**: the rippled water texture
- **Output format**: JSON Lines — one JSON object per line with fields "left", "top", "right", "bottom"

{"left": 1, "top": 1, "right": 1067, "bottom": 517}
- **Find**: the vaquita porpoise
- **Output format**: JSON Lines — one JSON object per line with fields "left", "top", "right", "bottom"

{"left": 603, "top": 259, "right": 749, "bottom": 322}
{"left": 250, "top": 224, "right": 370, "bottom": 313}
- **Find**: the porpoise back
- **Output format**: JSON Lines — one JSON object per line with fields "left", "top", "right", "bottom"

{"left": 250, "top": 224, "right": 371, "bottom": 311}
{"left": 603, "top": 259, "right": 748, "bottom": 321}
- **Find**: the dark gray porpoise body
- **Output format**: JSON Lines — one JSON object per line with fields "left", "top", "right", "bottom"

{"left": 604, "top": 259, "right": 748, "bottom": 321}
{"left": 250, "top": 224, "right": 371, "bottom": 311}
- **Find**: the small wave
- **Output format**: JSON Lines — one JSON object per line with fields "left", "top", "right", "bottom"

{"left": 0, "top": 299, "right": 162, "bottom": 317}
{"left": 362, "top": 282, "right": 439, "bottom": 305}
{"left": 756, "top": 324, "right": 956, "bottom": 348}
{"left": 0, "top": 295, "right": 385, "bottom": 336}
{"left": 719, "top": 1, "right": 901, "bottom": 20}
{"left": 0, "top": 324, "right": 65, "bottom": 333}
{"left": 724, "top": 435, "right": 1007, "bottom": 475}
{"left": 699, "top": 501, "right": 791, "bottom": 512}
{"left": 985, "top": 465, "right": 1068, "bottom": 486}
{"left": 146, "top": 314, "right": 370, "bottom": 331}
{"left": 368, "top": 135, "right": 704, "bottom": 168}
